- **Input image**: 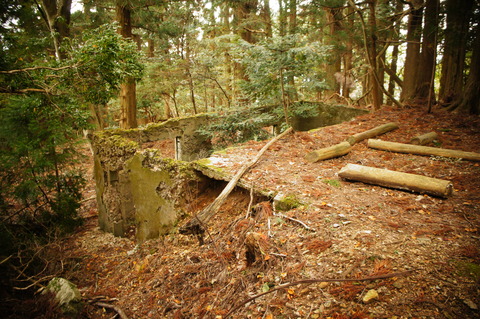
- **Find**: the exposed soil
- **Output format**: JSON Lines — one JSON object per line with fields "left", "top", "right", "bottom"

{"left": 15, "top": 106, "right": 480, "bottom": 318}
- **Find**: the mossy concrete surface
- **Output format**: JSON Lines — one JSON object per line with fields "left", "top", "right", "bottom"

{"left": 126, "top": 152, "right": 204, "bottom": 242}
{"left": 290, "top": 102, "right": 369, "bottom": 131}
{"left": 91, "top": 105, "right": 367, "bottom": 242}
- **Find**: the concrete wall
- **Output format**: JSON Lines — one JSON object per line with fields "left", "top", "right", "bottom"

{"left": 92, "top": 104, "right": 368, "bottom": 242}
{"left": 92, "top": 115, "right": 212, "bottom": 242}
{"left": 289, "top": 102, "right": 369, "bottom": 131}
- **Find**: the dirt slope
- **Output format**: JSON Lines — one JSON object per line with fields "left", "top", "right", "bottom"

{"left": 61, "top": 107, "right": 480, "bottom": 318}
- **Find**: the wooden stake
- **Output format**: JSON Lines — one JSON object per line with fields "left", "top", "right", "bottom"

{"left": 338, "top": 163, "right": 454, "bottom": 198}
{"left": 368, "top": 139, "right": 480, "bottom": 161}
{"left": 346, "top": 122, "right": 399, "bottom": 145}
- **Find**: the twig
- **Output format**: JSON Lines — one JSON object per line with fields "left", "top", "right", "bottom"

{"left": 245, "top": 184, "right": 255, "bottom": 219}
{"left": 0, "top": 255, "right": 13, "bottom": 265}
{"left": 0, "top": 65, "right": 77, "bottom": 74}
{"left": 13, "top": 275, "right": 54, "bottom": 290}
{"left": 81, "top": 195, "right": 96, "bottom": 203}
{"left": 181, "top": 127, "right": 294, "bottom": 236}
{"left": 225, "top": 270, "right": 413, "bottom": 318}
{"left": 274, "top": 212, "right": 316, "bottom": 232}
{"left": 95, "top": 302, "right": 129, "bottom": 319}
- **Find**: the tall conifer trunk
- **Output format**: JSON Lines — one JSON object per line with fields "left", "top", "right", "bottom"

{"left": 41, "top": 0, "right": 72, "bottom": 61}
{"left": 387, "top": 1, "right": 403, "bottom": 105}
{"left": 449, "top": 22, "right": 480, "bottom": 114}
{"left": 117, "top": 2, "right": 137, "bottom": 129}
{"left": 414, "top": 0, "right": 438, "bottom": 102}
{"left": 324, "top": 6, "right": 343, "bottom": 99}
{"left": 439, "top": 0, "right": 474, "bottom": 104}
{"left": 400, "top": 0, "right": 423, "bottom": 105}
{"left": 367, "top": 0, "right": 381, "bottom": 109}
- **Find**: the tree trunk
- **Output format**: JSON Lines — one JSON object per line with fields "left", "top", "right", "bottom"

{"left": 287, "top": 0, "right": 298, "bottom": 102}
{"left": 288, "top": 0, "right": 297, "bottom": 34}
{"left": 279, "top": 0, "right": 287, "bottom": 36}
{"left": 414, "top": 0, "right": 438, "bottom": 102}
{"left": 262, "top": 0, "right": 273, "bottom": 38}
{"left": 400, "top": 0, "right": 424, "bottom": 105}
{"left": 448, "top": 21, "right": 480, "bottom": 114}
{"left": 147, "top": 38, "right": 155, "bottom": 57}
{"left": 439, "top": 0, "right": 474, "bottom": 104}
{"left": 117, "top": 2, "right": 137, "bottom": 129}
{"left": 119, "top": 79, "right": 137, "bottom": 129}
{"left": 339, "top": 164, "right": 454, "bottom": 198}
{"left": 41, "top": 0, "right": 72, "bottom": 61}
{"left": 343, "top": 4, "right": 354, "bottom": 98}
{"left": 367, "top": 0, "right": 381, "bottom": 109}
{"left": 324, "top": 6, "right": 343, "bottom": 98}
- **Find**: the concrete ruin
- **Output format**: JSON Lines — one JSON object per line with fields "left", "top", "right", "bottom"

{"left": 91, "top": 103, "right": 368, "bottom": 242}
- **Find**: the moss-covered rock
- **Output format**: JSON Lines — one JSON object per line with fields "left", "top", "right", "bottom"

{"left": 45, "top": 277, "right": 82, "bottom": 317}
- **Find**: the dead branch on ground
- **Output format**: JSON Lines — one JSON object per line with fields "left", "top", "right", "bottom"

{"left": 225, "top": 270, "right": 414, "bottom": 318}
{"left": 95, "top": 302, "right": 129, "bottom": 319}
{"left": 180, "top": 127, "right": 294, "bottom": 241}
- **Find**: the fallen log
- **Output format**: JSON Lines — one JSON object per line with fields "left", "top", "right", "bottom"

{"left": 338, "top": 163, "right": 454, "bottom": 197}
{"left": 305, "top": 141, "right": 352, "bottom": 162}
{"left": 368, "top": 139, "right": 480, "bottom": 161}
{"left": 410, "top": 132, "right": 438, "bottom": 145}
{"left": 179, "top": 127, "right": 294, "bottom": 240}
{"left": 346, "top": 122, "right": 399, "bottom": 145}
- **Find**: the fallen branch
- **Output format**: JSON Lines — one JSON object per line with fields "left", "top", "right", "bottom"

{"left": 0, "top": 65, "right": 77, "bottom": 74}
{"left": 339, "top": 163, "right": 454, "bottom": 198}
{"left": 368, "top": 139, "right": 480, "bottom": 161}
{"left": 346, "top": 122, "right": 399, "bottom": 145}
{"left": 180, "top": 127, "right": 294, "bottom": 239}
{"left": 274, "top": 212, "right": 316, "bottom": 232}
{"left": 95, "top": 302, "right": 129, "bottom": 319}
{"left": 225, "top": 270, "right": 413, "bottom": 318}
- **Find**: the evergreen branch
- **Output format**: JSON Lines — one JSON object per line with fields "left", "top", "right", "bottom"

{"left": 0, "top": 65, "right": 77, "bottom": 74}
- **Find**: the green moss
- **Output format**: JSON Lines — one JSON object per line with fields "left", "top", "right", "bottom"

{"left": 322, "top": 179, "right": 342, "bottom": 188}
{"left": 275, "top": 194, "right": 302, "bottom": 211}
{"left": 455, "top": 261, "right": 480, "bottom": 281}
{"left": 194, "top": 158, "right": 227, "bottom": 174}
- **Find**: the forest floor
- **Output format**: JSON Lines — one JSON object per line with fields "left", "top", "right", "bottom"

{"left": 27, "top": 106, "right": 480, "bottom": 318}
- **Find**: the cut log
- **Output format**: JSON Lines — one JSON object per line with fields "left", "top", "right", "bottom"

{"left": 410, "top": 132, "right": 438, "bottom": 145}
{"left": 305, "top": 141, "right": 352, "bottom": 162}
{"left": 346, "top": 122, "right": 399, "bottom": 145}
{"left": 179, "top": 127, "right": 294, "bottom": 239}
{"left": 368, "top": 139, "right": 480, "bottom": 161}
{"left": 338, "top": 163, "right": 454, "bottom": 198}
